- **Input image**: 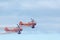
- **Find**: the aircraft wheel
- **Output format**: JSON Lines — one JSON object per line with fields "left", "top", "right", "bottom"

{"left": 32, "top": 25, "right": 35, "bottom": 28}
{"left": 18, "top": 31, "right": 21, "bottom": 34}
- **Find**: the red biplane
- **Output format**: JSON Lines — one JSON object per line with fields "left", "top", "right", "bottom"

{"left": 0, "top": 18, "right": 36, "bottom": 34}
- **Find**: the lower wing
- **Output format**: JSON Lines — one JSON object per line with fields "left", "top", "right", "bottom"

{"left": 0, "top": 32, "right": 16, "bottom": 34}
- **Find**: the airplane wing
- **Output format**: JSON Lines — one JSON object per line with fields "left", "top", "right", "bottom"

{"left": 0, "top": 32, "right": 16, "bottom": 34}
{"left": 0, "top": 27, "right": 17, "bottom": 30}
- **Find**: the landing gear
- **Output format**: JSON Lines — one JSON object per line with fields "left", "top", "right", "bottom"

{"left": 32, "top": 23, "right": 36, "bottom": 28}
{"left": 32, "top": 25, "right": 35, "bottom": 28}
{"left": 18, "top": 30, "right": 21, "bottom": 34}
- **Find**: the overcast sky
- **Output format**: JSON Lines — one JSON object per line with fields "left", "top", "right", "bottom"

{"left": 0, "top": 0, "right": 60, "bottom": 40}
{"left": 0, "top": 0, "right": 60, "bottom": 16}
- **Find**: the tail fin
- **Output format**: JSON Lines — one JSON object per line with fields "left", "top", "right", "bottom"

{"left": 19, "top": 21, "right": 23, "bottom": 25}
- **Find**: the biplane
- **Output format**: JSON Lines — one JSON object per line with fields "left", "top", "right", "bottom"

{"left": 0, "top": 18, "right": 36, "bottom": 34}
